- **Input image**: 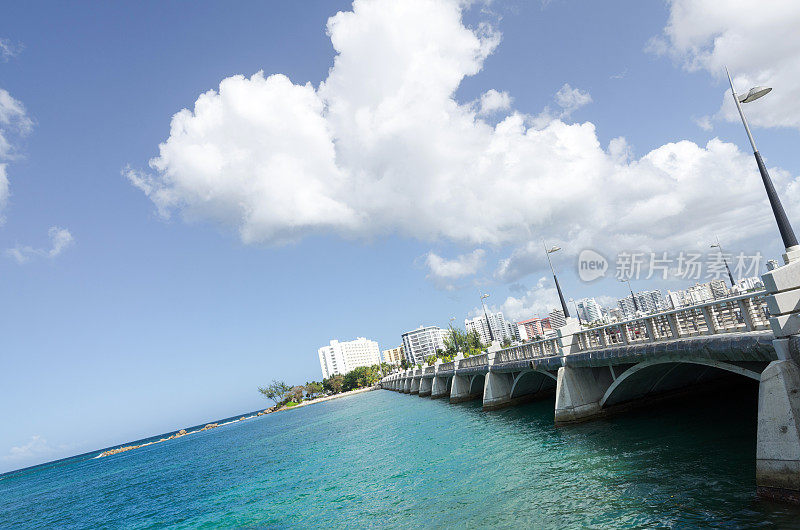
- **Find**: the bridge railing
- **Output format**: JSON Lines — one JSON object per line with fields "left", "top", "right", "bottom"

{"left": 459, "top": 353, "right": 488, "bottom": 369}
{"left": 496, "top": 291, "right": 769, "bottom": 362}
{"left": 495, "top": 337, "right": 561, "bottom": 363}
{"left": 423, "top": 365, "right": 435, "bottom": 375}
{"left": 439, "top": 361, "right": 455, "bottom": 372}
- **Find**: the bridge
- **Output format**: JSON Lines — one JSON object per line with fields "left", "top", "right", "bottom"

{"left": 381, "top": 263, "right": 800, "bottom": 503}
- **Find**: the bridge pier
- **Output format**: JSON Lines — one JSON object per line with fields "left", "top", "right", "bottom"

{"left": 757, "top": 359, "right": 800, "bottom": 503}
{"left": 403, "top": 376, "right": 411, "bottom": 393}
{"left": 419, "top": 377, "right": 432, "bottom": 397}
{"left": 410, "top": 376, "right": 420, "bottom": 395}
{"left": 483, "top": 371, "right": 514, "bottom": 410}
{"left": 431, "top": 375, "right": 451, "bottom": 399}
{"left": 554, "top": 366, "right": 613, "bottom": 425}
{"left": 757, "top": 259, "right": 800, "bottom": 502}
{"left": 450, "top": 374, "right": 481, "bottom": 403}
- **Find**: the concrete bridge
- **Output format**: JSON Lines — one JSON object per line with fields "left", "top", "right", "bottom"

{"left": 381, "top": 264, "right": 800, "bottom": 503}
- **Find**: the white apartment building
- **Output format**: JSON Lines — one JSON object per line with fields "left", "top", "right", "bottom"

{"left": 618, "top": 290, "right": 666, "bottom": 318}
{"left": 465, "top": 311, "right": 515, "bottom": 344}
{"left": 576, "top": 298, "right": 603, "bottom": 323}
{"left": 401, "top": 326, "right": 447, "bottom": 365}
{"left": 667, "top": 279, "right": 734, "bottom": 310}
{"left": 318, "top": 337, "right": 381, "bottom": 379}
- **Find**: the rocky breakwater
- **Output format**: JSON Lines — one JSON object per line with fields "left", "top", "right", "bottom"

{"left": 99, "top": 424, "right": 219, "bottom": 458}
{"left": 97, "top": 407, "right": 280, "bottom": 459}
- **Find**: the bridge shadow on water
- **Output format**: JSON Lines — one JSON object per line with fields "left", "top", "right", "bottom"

{"left": 486, "top": 376, "right": 800, "bottom": 523}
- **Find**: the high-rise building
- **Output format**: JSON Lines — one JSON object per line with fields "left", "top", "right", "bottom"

{"left": 709, "top": 279, "right": 729, "bottom": 299}
{"left": 667, "top": 279, "right": 739, "bottom": 309}
{"left": 735, "top": 276, "right": 764, "bottom": 292}
{"left": 517, "top": 317, "right": 551, "bottom": 341}
{"left": 505, "top": 320, "right": 520, "bottom": 342}
{"left": 548, "top": 308, "right": 566, "bottom": 329}
{"left": 401, "top": 326, "right": 447, "bottom": 366}
{"left": 318, "top": 337, "right": 381, "bottom": 380}
{"left": 576, "top": 298, "right": 603, "bottom": 323}
{"left": 465, "top": 312, "right": 513, "bottom": 344}
{"left": 603, "top": 307, "right": 624, "bottom": 323}
{"left": 618, "top": 290, "right": 666, "bottom": 318}
{"left": 382, "top": 345, "right": 404, "bottom": 366}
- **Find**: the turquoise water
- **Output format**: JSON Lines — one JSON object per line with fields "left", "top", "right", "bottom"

{"left": 2, "top": 387, "right": 800, "bottom": 528}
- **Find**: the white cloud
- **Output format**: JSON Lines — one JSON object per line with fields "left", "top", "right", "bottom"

{"left": 0, "top": 88, "right": 32, "bottom": 217}
{"left": 499, "top": 276, "right": 559, "bottom": 322}
{"left": 478, "top": 89, "right": 512, "bottom": 115}
{"left": 694, "top": 115, "right": 713, "bottom": 131}
{"left": 650, "top": 0, "right": 800, "bottom": 130}
{"left": 554, "top": 83, "right": 592, "bottom": 115}
{"left": 531, "top": 83, "right": 593, "bottom": 127}
{"left": 0, "top": 38, "right": 23, "bottom": 62}
{"left": 129, "top": 0, "right": 800, "bottom": 284}
{"left": 425, "top": 249, "right": 486, "bottom": 283}
{"left": 3, "top": 435, "right": 62, "bottom": 463}
{"left": 6, "top": 226, "right": 74, "bottom": 264}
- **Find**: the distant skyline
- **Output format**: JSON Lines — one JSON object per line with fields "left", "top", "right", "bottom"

{"left": 2, "top": 0, "right": 800, "bottom": 472}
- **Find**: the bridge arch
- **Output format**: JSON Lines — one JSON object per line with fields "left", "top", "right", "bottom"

{"left": 510, "top": 370, "right": 558, "bottom": 400}
{"left": 469, "top": 374, "right": 485, "bottom": 396}
{"left": 599, "top": 358, "right": 762, "bottom": 409}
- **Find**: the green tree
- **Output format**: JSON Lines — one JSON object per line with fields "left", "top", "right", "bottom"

{"left": 305, "top": 381, "right": 324, "bottom": 398}
{"left": 443, "top": 327, "right": 468, "bottom": 358}
{"left": 342, "top": 365, "right": 381, "bottom": 391}
{"left": 501, "top": 337, "right": 512, "bottom": 348}
{"left": 464, "top": 330, "right": 487, "bottom": 357}
{"left": 288, "top": 385, "right": 304, "bottom": 403}
{"left": 257, "top": 380, "right": 291, "bottom": 406}
{"left": 400, "top": 358, "right": 410, "bottom": 369}
{"left": 323, "top": 374, "right": 344, "bottom": 394}
{"left": 425, "top": 355, "right": 437, "bottom": 366}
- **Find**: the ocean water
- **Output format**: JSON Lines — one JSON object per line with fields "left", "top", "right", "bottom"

{"left": 2, "top": 387, "right": 800, "bottom": 528}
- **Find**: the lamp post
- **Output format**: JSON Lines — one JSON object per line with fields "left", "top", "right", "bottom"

{"left": 710, "top": 236, "right": 736, "bottom": 288}
{"left": 571, "top": 298, "right": 583, "bottom": 327}
{"left": 543, "top": 241, "right": 570, "bottom": 318}
{"left": 726, "top": 68, "right": 799, "bottom": 258}
{"left": 619, "top": 278, "right": 639, "bottom": 314}
{"left": 480, "top": 293, "right": 495, "bottom": 343}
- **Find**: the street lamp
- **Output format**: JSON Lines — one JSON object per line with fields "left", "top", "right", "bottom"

{"left": 710, "top": 236, "right": 736, "bottom": 288}
{"left": 543, "top": 241, "right": 570, "bottom": 318}
{"left": 619, "top": 278, "right": 639, "bottom": 313}
{"left": 726, "top": 68, "right": 799, "bottom": 257}
{"left": 480, "top": 293, "right": 495, "bottom": 343}
{"left": 570, "top": 298, "right": 583, "bottom": 326}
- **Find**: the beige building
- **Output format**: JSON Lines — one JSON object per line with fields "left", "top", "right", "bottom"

{"left": 382, "top": 345, "right": 405, "bottom": 366}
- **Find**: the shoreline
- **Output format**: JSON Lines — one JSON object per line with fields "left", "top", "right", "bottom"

{"left": 94, "top": 385, "right": 378, "bottom": 459}
{"left": 276, "top": 385, "right": 377, "bottom": 412}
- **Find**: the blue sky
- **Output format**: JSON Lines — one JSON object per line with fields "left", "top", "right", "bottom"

{"left": 2, "top": 0, "right": 800, "bottom": 472}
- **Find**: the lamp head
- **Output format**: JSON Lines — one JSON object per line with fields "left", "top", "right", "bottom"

{"left": 739, "top": 86, "right": 772, "bottom": 103}
{"left": 547, "top": 246, "right": 561, "bottom": 254}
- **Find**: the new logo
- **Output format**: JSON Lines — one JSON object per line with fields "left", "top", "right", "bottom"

{"left": 577, "top": 249, "right": 608, "bottom": 282}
